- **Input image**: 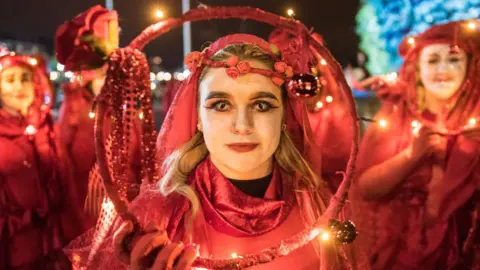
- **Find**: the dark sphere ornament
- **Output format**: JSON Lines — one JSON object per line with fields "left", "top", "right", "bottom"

{"left": 339, "top": 220, "right": 357, "bottom": 244}
{"left": 287, "top": 73, "right": 322, "bottom": 97}
{"left": 328, "top": 219, "right": 358, "bottom": 244}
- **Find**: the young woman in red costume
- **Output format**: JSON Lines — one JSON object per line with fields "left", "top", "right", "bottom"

{"left": 351, "top": 20, "right": 480, "bottom": 269}
{"left": 66, "top": 6, "right": 368, "bottom": 270}
{"left": 0, "top": 51, "right": 71, "bottom": 269}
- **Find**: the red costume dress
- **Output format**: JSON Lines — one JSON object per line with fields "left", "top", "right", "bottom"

{"left": 0, "top": 54, "right": 70, "bottom": 269}
{"left": 351, "top": 21, "right": 480, "bottom": 270}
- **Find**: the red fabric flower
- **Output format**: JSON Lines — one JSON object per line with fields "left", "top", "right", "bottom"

{"left": 184, "top": 51, "right": 203, "bottom": 72}
{"left": 55, "top": 5, "right": 119, "bottom": 71}
{"left": 272, "top": 77, "right": 285, "bottom": 86}
{"left": 226, "top": 67, "right": 240, "bottom": 79}
{"left": 226, "top": 55, "right": 239, "bottom": 67}
{"left": 274, "top": 61, "right": 287, "bottom": 73}
{"left": 236, "top": 61, "right": 251, "bottom": 74}
{"left": 285, "top": 66, "right": 294, "bottom": 78}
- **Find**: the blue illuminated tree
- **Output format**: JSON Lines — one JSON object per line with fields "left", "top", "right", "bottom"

{"left": 356, "top": 0, "right": 480, "bottom": 75}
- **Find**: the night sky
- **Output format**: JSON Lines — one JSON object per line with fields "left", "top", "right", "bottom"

{"left": 0, "top": 0, "right": 360, "bottom": 71}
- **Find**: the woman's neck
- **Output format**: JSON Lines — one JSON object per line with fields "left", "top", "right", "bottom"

{"left": 424, "top": 91, "right": 450, "bottom": 116}
{"left": 210, "top": 156, "right": 274, "bottom": 180}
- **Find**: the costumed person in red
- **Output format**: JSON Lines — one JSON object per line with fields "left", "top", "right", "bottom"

{"left": 351, "top": 20, "right": 480, "bottom": 269}
{"left": 55, "top": 5, "right": 143, "bottom": 232}
{"left": 65, "top": 6, "right": 369, "bottom": 270}
{"left": 0, "top": 50, "right": 71, "bottom": 269}
{"left": 56, "top": 68, "right": 106, "bottom": 232}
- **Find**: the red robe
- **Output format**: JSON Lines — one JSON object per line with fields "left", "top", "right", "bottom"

{"left": 351, "top": 102, "right": 480, "bottom": 270}
{"left": 0, "top": 110, "right": 70, "bottom": 269}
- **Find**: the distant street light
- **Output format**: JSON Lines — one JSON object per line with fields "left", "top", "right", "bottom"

{"left": 286, "top": 8, "right": 295, "bottom": 17}
{"left": 155, "top": 9, "right": 165, "bottom": 19}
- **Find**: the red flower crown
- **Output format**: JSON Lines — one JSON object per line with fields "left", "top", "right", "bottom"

{"left": 184, "top": 50, "right": 295, "bottom": 86}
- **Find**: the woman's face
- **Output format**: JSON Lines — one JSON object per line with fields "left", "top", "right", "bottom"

{"left": 198, "top": 59, "right": 283, "bottom": 179}
{"left": 0, "top": 66, "right": 35, "bottom": 115}
{"left": 419, "top": 43, "right": 468, "bottom": 100}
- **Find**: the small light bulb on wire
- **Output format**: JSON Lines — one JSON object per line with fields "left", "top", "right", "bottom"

{"left": 407, "top": 37, "right": 415, "bottom": 46}
{"left": 320, "top": 59, "right": 327, "bottom": 66}
{"left": 378, "top": 119, "right": 388, "bottom": 128}
{"left": 89, "top": 111, "right": 95, "bottom": 119}
{"left": 326, "top": 96, "right": 333, "bottom": 103}
{"left": 321, "top": 231, "right": 330, "bottom": 242}
{"left": 469, "top": 118, "right": 477, "bottom": 126}
{"left": 139, "top": 112, "right": 144, "bottom": 120}
{"left": 316, "top": 101, "right": 323, "bottom": 109}
{"left": 467, "top": 21, "right": 477, "bottom": 30}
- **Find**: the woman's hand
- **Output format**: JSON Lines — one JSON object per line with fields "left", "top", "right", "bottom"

{"left": 113, "top": 221, "right": 198, "bottom": 270}
{"left": 407, "top": 126, "right": 435, "bottom": 161}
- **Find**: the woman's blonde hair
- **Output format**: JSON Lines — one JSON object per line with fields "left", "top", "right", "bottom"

{"left": 158, "top": 43, "right": 324, "bottom": 225}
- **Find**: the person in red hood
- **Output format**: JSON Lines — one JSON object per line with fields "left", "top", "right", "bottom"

{"left": 0, "top": 51, "right": 71, "bottom": 269}
{"left": 351, "top": 20, "right": 480, "bottom": 269}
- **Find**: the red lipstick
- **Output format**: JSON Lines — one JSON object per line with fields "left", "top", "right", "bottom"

{"left": 226, "top": 143, "right": 258, "bottom": 153}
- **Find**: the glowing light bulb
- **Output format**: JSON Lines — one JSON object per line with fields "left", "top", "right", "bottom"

{"left": 231, "top": 253, "right": 238, "bottom": 258}
{"left": 316, "top": 101, "right": 324, "bottom": 109}
{"left": 24, "top": 125, "right": 37, "bottom": 135}
{"left": 164, "top": 72, "right": 172, "bottom": 81}
{"left": 385, "top": 72, "right": 398, "bottom": 83}
{"left": 320, "top": 59, "right": 327, "bottom": 66}
{"left": 411, "top": 120, "right": 419, "bottom": 128}
{"left": 49, "top": 71, "right": 59, "bottom": 81}
{"left": 325, "top": 96, "right": 333, "bottom": 103}
{"left": 320, "top": 231, "right": 330, "bottom": 242}
{"left": 469, "top": 118, "right": 477, "bottom": 126}
{"left": 467, "top": 21, "right": 477, "bottom": 30}
{"left": 89, "top": 111, "right": 95, "bottom": 119}
{"left": 139, "top": 112, "right": 144, "bottom": 120}
{"left": 56, "top": 63, "right": 65, "bottom": 71}
{"left": 29, "top": 58, "right": 38, "bottom": 66}
{"left": 378, "top": 119, "right": 388, "bottom": 128}
{"left": 407, "top": 37, "right": 415, "bottom": 45}
{"left": 151, "top": 82, "right": 156, "bottom": 90}
{"left": 155, "top": 9, "right": 165, "bottom": 19}
{"left": 286, "top": 9, "right": 295, "bottom": 17}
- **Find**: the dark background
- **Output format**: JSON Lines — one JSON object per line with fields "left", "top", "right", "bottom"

{"left": 0, "top": 0, "right": 360, "bottom": 70}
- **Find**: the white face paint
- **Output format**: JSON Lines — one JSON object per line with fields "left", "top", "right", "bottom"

{"left": 198, "top": 59, "right": 283, "bottom": 180}
{"left": 419, "top": 44, "right": 468, "bottom": 100}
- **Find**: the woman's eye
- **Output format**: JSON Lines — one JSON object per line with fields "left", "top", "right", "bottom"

{"left": 427, "top": 58, "right": 439, "bottom": 64}
{"left": 212, "top": 101, "right": 231, "bottom": 112}
{"left": 253, "top": 101, "right": 274, "bottom": 112}
{"left": 448, "top": 57, "right": 461, "bottom": 63}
